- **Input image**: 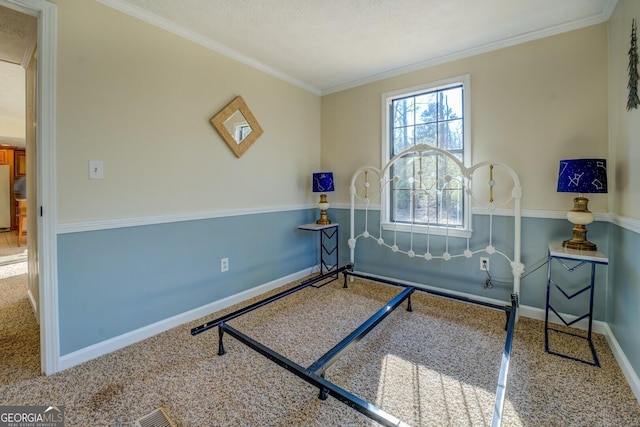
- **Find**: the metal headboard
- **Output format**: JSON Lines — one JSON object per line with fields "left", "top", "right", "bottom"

{"left": 348, "top": 143, "right": 524, "bottom": 296}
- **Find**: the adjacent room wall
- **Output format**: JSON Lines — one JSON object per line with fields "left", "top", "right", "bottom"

{"left": 48, "top": 1, "right": 639, "bottom": 396}
{"left": 322, "top": 7, "right": 640, "bottom": 398}
{"left": 607, "top": 0, "right": 640, "bottom": 396}
{"left": 322, "top": 24, "right": 610, "bottom": 311}
{"left": 54, "top": 0, "right": 321, "bottom": 358}
{"left": 322, "top": 24, "right": 609, "bottom": 214}
{"left": 609, "top": 0, "right": 640, "bottom": 218}
{"left": 0, "top": 116, "right": 24, "bottom": 140}
{"left": 56, "top": 0, "right": 320, "bottom": 222}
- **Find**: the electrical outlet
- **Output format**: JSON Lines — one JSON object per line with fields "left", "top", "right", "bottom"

{"left": 480, "top": 257, "right": 490, "bottom": 271}
{"left": 221, "top": 257, "right": 229, "bottom": 272}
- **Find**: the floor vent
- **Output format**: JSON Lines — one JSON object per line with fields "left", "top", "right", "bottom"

{"left": 135, "top": 407, "right": 176, "bottom": 427}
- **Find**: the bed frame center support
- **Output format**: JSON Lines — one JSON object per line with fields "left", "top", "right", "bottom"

{"left": 217, "top": 323, "right": 226, "bottom": 355}
{"left": 309, "top": 286, "right": 415, "bottom": 400}
{"left": 218, "top": 322, "right": 411, "bottom": 427}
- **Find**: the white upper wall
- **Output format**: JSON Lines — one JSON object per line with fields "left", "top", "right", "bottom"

{"left": 321, "top": 24, "right": 609, "bottom": 213}
{"left": 54, "top": 1, "right": 616, "bottom": 221}
{"left": 609, "top": 0, "right": 640, "bottom": 219}
{"left": 0, "top": 115, "right": 24, "bottom": 138}
{"left": 55, "top": 0, "right": 320, "bottom": 223}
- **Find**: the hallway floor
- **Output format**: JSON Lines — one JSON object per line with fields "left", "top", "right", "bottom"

{"left": 0, "top": 229, "right": 27, "bottom": 264}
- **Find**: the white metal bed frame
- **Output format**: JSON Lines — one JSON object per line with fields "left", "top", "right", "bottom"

{"left": 349, "top": 143, "right": 524, "bottom": 295}
{"left": 346, "top": 143, "right": 524, "bottom": 426}
{"left": 193, "top": 144, "right": 524, "bottom": 426}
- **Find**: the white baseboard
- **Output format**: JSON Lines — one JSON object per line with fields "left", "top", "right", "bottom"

{"left": 27, "top": 288, "right": 39, "bottom": 324}
{"left": 506, "top": 304, "right": 640, "bottom": 404}
{"left": 58, "top": 269, "right": 310, "bottom": 372}
{"left": 602, "top": 324, "right": 640, "bottom": 404}
{"left": 518, "top": 304, "right": 609, "bottom": 335}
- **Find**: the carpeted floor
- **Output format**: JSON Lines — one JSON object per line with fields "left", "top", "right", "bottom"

{"left": 1, "top": 266, "right": 639, "bottom": 426}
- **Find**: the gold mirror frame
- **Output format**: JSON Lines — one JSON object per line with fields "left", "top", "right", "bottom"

{"left": 210, "top": 96, "right": 264, "bottom": 158}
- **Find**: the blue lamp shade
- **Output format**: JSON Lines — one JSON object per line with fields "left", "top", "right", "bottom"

{"left": 312, "top": 172, "right": 334, "bottom": 193}
{"left": 557, "top": 159, "right": 607, "bottom": 194}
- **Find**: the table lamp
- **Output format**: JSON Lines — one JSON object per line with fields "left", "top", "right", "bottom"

{"left": 312, "top": 172, "right": 334, "bottom": 225}
{"left": 557, "top": 159, "right": 607, "bottom": 251}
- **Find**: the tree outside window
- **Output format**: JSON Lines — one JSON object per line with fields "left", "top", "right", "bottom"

{"left": 383, "top": 76, "right": 470, "bottom": 233}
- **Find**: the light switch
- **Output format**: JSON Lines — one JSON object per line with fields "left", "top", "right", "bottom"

{"left": 89, "top": 160, "right": 104, "bottom": 179}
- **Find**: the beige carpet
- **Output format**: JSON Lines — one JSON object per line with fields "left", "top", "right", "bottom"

{"left": 1, "top": 268, "right": 639, "bottom": 426}
{"left": 0, "top": 262, "right": 39, "bottom": 385}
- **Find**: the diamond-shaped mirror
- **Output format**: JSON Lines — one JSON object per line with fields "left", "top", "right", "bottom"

{"left": 210, "top": 96, "right": 263, "bottom": 158}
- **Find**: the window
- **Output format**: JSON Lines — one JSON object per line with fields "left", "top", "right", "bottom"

{"left": 235, "top": 124, "right": 252, "bottom": 142}
{"left": 381, "top": 75, "right": 470, "bottom": 237}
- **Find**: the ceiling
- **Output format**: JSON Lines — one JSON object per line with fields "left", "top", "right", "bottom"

{"left": 0, "top": 0, "right": 618, "bottom": 143}
{"left": 107, "top": 0, "right": 617, "bottom": 94}
{"left": 0, "top": 3, "right": 36, "bottom": 147}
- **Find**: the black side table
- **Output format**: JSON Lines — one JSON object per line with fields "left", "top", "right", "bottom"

{"left": 545, "top": 242, "right": 608, "bottom": 366}
{"left": 298, "top": 223, "right": 339, "bottom": 287}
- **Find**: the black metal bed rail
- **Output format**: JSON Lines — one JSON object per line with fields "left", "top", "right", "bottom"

{"left": 347, "top": 270, "right": 519, "bottom": 427}
{"left": 192, "top": 264, "right": 518, "bottom": 426}
{"left": 346, "top": 270, "right": 509, "bottom": 312}
{"left": 491, "top": 293, "right": 518, "bottom": 427}
{"left": 220, "top": 322, "right": 411, "bottom": 427}
{"left": 308, "top": 286, "right": 415, "bottom": 377}
{"left": 190, "top": 265, "right": 353, "bottom": 336}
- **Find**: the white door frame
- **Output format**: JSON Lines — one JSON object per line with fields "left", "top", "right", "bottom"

{"left": 2, "top": 0, "right": 58, "bottom": 374}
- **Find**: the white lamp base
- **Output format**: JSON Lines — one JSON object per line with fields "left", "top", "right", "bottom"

{"left": 563, "top": 196, "right": 597, "bottom": 251}
{"left": 316, "top": 194, "right": 331, "bottom": 225}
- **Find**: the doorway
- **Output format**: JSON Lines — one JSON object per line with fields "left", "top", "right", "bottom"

{"left": 0, "top": 3, "right": 38, "bottom": 376}
{"left": 0, "top": 0, "right": 57, "bottom": 376}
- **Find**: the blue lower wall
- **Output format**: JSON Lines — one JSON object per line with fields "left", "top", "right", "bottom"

{"left": 57, "top": 209, "right": 317, "bottom": 355}
{"left": 335, "top": 206, "right": 640, "bottom": 383}
{"left": 333, "top": 208, "right": 610, "bottom": 318}
{"left": 608, "top": 224, "right": 640, "bottom": 380}
{"left": 57, "top": 206, "right": 638, "bottom": 387}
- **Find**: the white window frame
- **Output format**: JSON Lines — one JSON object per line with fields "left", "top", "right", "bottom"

{"left": 380, "top": 74, "right": 471, "bottom": 238}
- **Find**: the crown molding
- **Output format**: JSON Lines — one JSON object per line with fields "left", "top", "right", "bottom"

{"left": 322, "top": 0, "right": 617, "bottom": 95}
{"left": 98, "top": 0, "right": 616, "bottom": 97}
{"left": 96, "top": 0, "right": 321, "bottom": 95}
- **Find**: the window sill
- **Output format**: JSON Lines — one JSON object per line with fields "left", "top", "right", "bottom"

{"left": 381, "top": 222, "right": 472, "bottom": 239}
